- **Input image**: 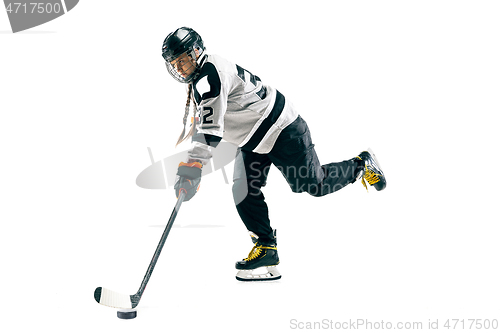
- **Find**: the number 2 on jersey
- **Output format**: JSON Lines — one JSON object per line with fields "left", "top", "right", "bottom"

{"left": 202, "top": 106, "right": 214, "bottom": 124}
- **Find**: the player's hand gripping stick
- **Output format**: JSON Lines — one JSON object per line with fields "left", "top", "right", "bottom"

{"left": 174, "top": 161, "right": 202, "bottom": 201}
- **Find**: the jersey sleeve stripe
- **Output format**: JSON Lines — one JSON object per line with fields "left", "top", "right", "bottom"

{"left": 193, "top": 62, "right": 221, "bottom": 104}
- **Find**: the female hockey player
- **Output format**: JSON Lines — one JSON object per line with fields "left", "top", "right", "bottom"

{"left": 162, "top": 27, "right": 387, "bottom": 281}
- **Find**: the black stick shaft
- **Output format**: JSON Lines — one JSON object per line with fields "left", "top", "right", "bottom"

{"left": 134, "top": 191, "right": 186, "bottom": 302}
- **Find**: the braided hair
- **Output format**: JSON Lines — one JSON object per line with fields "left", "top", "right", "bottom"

{"left": 176, "top": 84, "right": 198, "bottom": 146}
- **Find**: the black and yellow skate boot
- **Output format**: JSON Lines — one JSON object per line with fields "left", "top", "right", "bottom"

{"left": 356, "top": 149, "right": 387, "bottom": 191}
{"left": 235, "top": 240, "right": 280, "bottom": 270}
{"left": 235, "top": 231, "right": 281, "bottom": 281}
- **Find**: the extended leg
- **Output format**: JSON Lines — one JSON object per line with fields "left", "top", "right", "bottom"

{"left": 269, "top": 116, "right": 364, "bottom": 197}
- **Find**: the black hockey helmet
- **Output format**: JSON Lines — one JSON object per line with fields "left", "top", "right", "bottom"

{"left": 162, "top": 27, "right": 205, "bottom": 83}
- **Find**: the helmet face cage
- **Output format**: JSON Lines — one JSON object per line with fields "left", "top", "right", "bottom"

{"left": 162, "top": 27, "right": 205, "bottom": 84}
{"left": 165, "top": 48, "right": 199, "bottom": 83}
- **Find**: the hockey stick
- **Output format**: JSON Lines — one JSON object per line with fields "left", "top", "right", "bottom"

{"left": 94, "top": 190, "right": 186, "bottom": 309}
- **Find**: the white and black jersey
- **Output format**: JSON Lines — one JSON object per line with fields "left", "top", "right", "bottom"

{"left": 187, "top": 54, "right": 298, "bottom": 164}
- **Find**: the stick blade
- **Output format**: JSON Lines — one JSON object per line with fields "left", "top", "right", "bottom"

{"left": 94, "top": 287, "right": 133, "bottom": 309}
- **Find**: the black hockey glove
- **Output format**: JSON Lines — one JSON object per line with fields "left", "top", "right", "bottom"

{"left": 174, "top": 161, "right": 202, "bottom": 201}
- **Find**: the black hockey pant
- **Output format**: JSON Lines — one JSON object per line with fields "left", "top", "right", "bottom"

{"left": 232, "top": 116, "right": 364, "bottom": 244}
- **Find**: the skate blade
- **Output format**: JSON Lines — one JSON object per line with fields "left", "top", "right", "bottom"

{"left": 367, "top": 147, "right": 384, "bottom": 173}
{"left": 367, "top": 147, "right": 387, "bottom": 190}
{"left": 236, "top": 266, "right": 281, "bottom": 282}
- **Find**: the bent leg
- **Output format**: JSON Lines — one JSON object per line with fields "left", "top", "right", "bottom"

{"left": 269, "top": 116, "right": 363, "bottom": 197}
{"left": 309, "top": 158, "right": 364, "bottom": 196}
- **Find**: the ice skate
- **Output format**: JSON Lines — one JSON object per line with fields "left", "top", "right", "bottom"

{"left": 357, "top": 148, "right": 387, "bottom": 191}
{"left": 235, "top": 231, "right": 281, "bottom": 282}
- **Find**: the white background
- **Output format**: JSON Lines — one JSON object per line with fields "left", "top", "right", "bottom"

{"left": 1, "top": 1, "right": 499, "bottom": 332}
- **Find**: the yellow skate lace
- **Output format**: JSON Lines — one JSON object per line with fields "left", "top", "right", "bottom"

{"left": 361, "top": 167, "right": 381, "bottom": 192}
{"left": 244, "top": 244, "right": 276, "bottom": 261}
